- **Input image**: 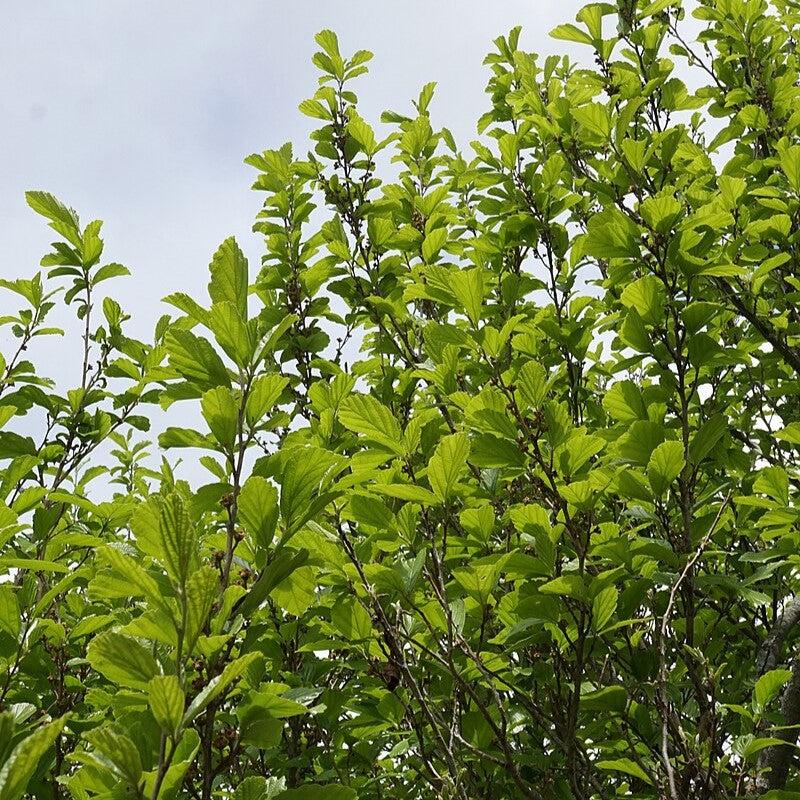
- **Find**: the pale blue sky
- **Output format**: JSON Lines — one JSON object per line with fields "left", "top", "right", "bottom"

{"left": 2, "top": 1, "right": 584, "bottom": 348}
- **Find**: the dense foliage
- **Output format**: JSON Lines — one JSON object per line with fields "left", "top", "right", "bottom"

{"left": 4, "top": 0, "right": 800, "bottom": 797}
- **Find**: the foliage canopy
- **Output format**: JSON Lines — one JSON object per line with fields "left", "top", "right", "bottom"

{"left": 4, "top": 1, "right": 800, "bottom": 798}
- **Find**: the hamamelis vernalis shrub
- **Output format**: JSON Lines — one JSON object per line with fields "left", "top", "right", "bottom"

{"left": 4, "top": 1, "right": 800, "bottom": 798}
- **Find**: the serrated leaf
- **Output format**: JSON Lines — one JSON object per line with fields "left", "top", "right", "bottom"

{"left": 421, "top": 227, "right": 448, "bottom": 263}
{"left": 25, "top": 191, "right": 80, "bottom": 243}
{"left": 339, "top": 394, "right": 405, "bottom": 455}
{"left": 602, "top": 380, "right": 646, "bottom": 424}
{"left": 516, "top": 361, "right": 548, "bottom": 409}
{"left": 86, "top": 632, "right": 160, "bottom": 690}
{"left": 428, "top": 432, "right": 470, "bottom": 502}
{"left": 158, "top": 493, "right": 200, "bottom": 589}
{"left": 0, "top": 717, "right": 66, "bottom": 800}
{"left": 166, "top": 329, "right": 231, "bottom": 390}
{"left": 540, "top": 574, "right": 585, "bottom": 599}
{"left": 277, "top": 785, "right": 356, "bottom": 800}
{"left": 620, "top": 275, "right": 664, "bottom": 324}
{"left": 84, "top": 727, "right": 142, "bottom": 787}
{"left": 549, "top": 23, "right": 594, "bottom": 45}
{"left": 370, "top": 483, "right": 439, "bottom": 506}
{"left": 149, "top": 676, "right": 185, "bottom": 736}
{"left": 0, "top": 586, "right": 20, "bottom": 639}
{"left": 246, "top": 374, "right": 288, "bottom": 427}
{"left": 592, "top": 586, "right": 618, "bottom": 631}
{"left": 647, "top": 440, "right": 685, "bottom": 496}
{"left": 201, "top": 386, "right": 239, "bottom": 448}
{"left": 209, "top": 237, "right": 248, "bottom": 318}
{"left": 449, "top": 268, "right": 484, "bottom": 326}
{"left": 347, "top": 112, "right": 377, "bottom": 155}
{"left": 184, "top": 566, "right": 219, "bottom": 655}
{"left": 689, "top": 415, "right": 727, "bottom": 465}
{"left": 754, "top": 669, "right": 793, "bottom": 713}
{"left": 239, "top": 476, "right": 279, "bottom": 551}
{"left": 580, "top": 685, "right": 627, "bottom": 713}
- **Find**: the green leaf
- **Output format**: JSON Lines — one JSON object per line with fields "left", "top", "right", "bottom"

{"left": 347, "top": 111, "right": 377, "bottom": 155}
{"left": 0, "top": 586, "right": 20, "bottom": 639}
{"left": 84, "top": 727, "right": 143, "bottom": 787}
{"left": 298, "top": 99, "right": 331, "bottom": 120}
{"left": 639, "top": 194, "right": 682, "bottom": 233}
{"left": 539, "top": 574, "right": 585, "bottom": 599}
{"left": 239, "top": 476, "right": 279, "bottom": 551}
{"left": 620, "top": 275, "right": 665, "bottom": 324}
{"left": 755, "top": 466, "right": 789, "bottom": 505}
{"left": 583, "top": 207, "right": 640, "bottom": 259}
{"left": 689, "top": 415, "right": 727, "bottom": 465}
{"left": 86, "top": 631, "right": 160, "bottom": 689}
{"left": 0, "top": 433, "right": 37, "bottom": 459}
{"left": 0, "top": 717, "right": 66, "bottom": 800}
{"left": 779, "top": 144, "right": 800, "bottom": 193}
{"left": 246, "top": 374, "right": 288, "bottom": 427}
{"left": 549, "top": 23, "right": 594, "bottom": 45}
{"left": 235, "top": 776, "right": 286, "bottom": 800}
{"left": 96, "top": 546, "right": 170, "bottom": 615}
{"left": 184, "top": 566, "right": 220, "bottom": 654}
{"left": 602, "top": 380, "right": 646, "bottom": 424}
{"left": 149, "top": 729, "right": 200, "bottom": 800}
{"left": 25, "top": 191, "right": 81, "bottom": 246}
{"left": 208, "top": 301, "right": 254, "bottom": 367}
{"left": 592, "top": 586, "right": 618, "bottom": 631}
{"left": 421, "top": 227, "right": 448, "bottom": 263}
{"left": 572, "top": 102, "right": 612, "bottom": 143}
{"left": 314, "top": 29, "right": 341, "bottom": 60}
{"left": 158, "top": 493, "right": 200, "bottom": 588}
{"left": 371, "top": 483, "right": 440, "bottom": 506}
{"left": 775, "top": 423, "right": 800, "bottom": 445}
{"left": 201, "top": 386, "right": 239, "bottom": 448}
{"left": 596, "top": 758, "right": 653, "bottom": 785}
{"left": 271, "top": 565, "right": 316, "bottom": 616}
{"left": 516, "top": 361, "right": 548, "bottom": 410}
{"left": 647, "top": 440, "right": 685, "bottom": 496}
{"left": 208, "top": 236, "right": 249, "bottom": 318}
{"left": 339, "top": 394, "right": 405, "bottom": 455}
{"left": 754, "top": 669, "right": 793, "bottom": 713}
{"left": 427, "top": 432, "right": 470, "bottom": 502}
{"left": 159, "top": 427, "right": 212, "bottom": 450}
{"left": 330, "top": 597, "right": 373, "bottom": 642}
{"left": 450, "top": 268, "right": 485, "bottom": 326}
{"left": 166, "top": 329, "right": 231, "bottom": 390}
{"left": 580, "top": 685, "right": 627, "bottom": 713}
{"left": 620, "top": 310, "right": 652, "bottom": 353}
{"left": 149, "top": 676, "right": 185, "bottom": 736}
{"left": 248, "top": 688, "right": 310, "bottom": 719}
{"left": 560, "top": 433, "right": 604, "bottom": 475}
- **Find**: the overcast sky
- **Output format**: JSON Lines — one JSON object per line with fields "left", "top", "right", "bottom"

{"left": 2, "top": 2, "right": 585, "bottom": 342}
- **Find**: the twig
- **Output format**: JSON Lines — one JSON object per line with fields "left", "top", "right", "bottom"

{"left": 657, "top": 490, "right": 732, "bottom": 799}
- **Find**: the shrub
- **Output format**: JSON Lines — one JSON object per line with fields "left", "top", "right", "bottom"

{"left": 3, "top": 1, "right": 800, "bottom": 797}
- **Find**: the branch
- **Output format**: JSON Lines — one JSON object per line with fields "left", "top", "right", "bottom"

{"left": 757, "top": 597, "right": 800, "bottom": 675}
{"left": 756, "top": 597, "right": 800, "bottom": 790}
{"left": 657, "top": 492, "right": 732, "bottom": 799}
